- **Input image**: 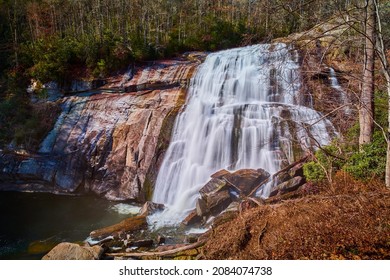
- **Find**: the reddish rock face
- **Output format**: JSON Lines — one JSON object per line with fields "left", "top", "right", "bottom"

{"left": 0, "top": 57, "right": 202, "bottom": 201}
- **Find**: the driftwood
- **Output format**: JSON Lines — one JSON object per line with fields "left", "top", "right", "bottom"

{"left": 106, "top": 240, "right": 206, "bottom": 258}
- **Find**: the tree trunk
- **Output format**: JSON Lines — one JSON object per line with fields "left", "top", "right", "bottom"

{"left": 372, "top": 0, "right": 390, "bottom": 188}
{"left": 386, "top": 78, "right": 390, "bottom": 188}
{"left": 359, "top": 0, "right": 376, "bottom": 146}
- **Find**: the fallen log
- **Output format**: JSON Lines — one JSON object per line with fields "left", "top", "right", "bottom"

{"left": 106, "top": 240, "right": 206, "bottom": 258}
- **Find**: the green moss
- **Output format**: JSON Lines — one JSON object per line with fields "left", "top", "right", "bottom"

{"left": 143, "top": 177, "right": 154, "bottom": 202}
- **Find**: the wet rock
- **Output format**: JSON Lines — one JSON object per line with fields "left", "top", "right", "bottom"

{"left": 272, "top": 156, "right": 309, "bottom": 185}
{"left": 224, "top": 201, "right": 240, "bottom": 213}
{"left": 128, "top": 239, "right": 154, "bottom": 248}
{"left": 183, "top": 209, "right": 202, "bottom": 226}
{"left": 90, "top": 215, "right": 147, "bottom": 239}
{"left": 139, "top": 201, "right": 165, "bottom": 216}
{"left": 206, "top": 190, "right": 232, "bottom": 216}
{"left": 272, "top": 171, "right": 292, "bottom": 186}
{"left": 270, "top": 176, "right": 306, "bottom": 197}
{"left": 196, "top": 198, "right": 208, "bottom": 217}
{"left": 42, "top": 242, "right": 104, "bottom": 260}
{"left": 199, "top": 178, "right": 228, "bottom": 199}
{"left": 223, "top": 168, "right": 270, "bottom": 195}
{"left": 210, "top": 169, "right": 231, "bottom": 179}
{"left": 157, "top": 236, "right": 166, "bottom": 245}
{"left": 289, "top": 162, "right": 305, "bottom": 178}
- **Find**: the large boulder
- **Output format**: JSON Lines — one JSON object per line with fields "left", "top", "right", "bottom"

{"left": 199, "top": 178, "right": 228, "bottom": 199}
{"left": 223, "top": 168, "right": 270, "bottom": 195}
{"left": 210, "top": 169, "right": 231, "bottom": 179}
{"left": 206, "top": 190, "right": 232, "bottom": 216}
{"left": 270, "top": 176, "right": 306, "bottom": 197}
{"left": 182, "top": 210, "right": 202, "bottom": 226}
{"left": 42, "top": 242, "right": 104, "bottom": 260}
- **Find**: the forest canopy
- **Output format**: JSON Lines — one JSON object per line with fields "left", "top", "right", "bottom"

{"left": 1, "top": 0, "right": 381, "bottom": 82}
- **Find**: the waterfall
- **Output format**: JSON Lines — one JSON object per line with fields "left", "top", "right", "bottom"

{"left": 151, "top": 44, "right": 337, "bottom": 227}
{"left": 329, "top": 67, "right": 352, "bottom": 115}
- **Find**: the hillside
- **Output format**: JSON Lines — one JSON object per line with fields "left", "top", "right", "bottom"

{"left": 202, "top": 174, "right": 390, "bottom": 260}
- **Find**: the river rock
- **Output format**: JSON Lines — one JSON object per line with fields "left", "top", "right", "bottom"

{"left": 223, "top": 168, "right": 270, "bottom": 195}
{"left": 206, "top": 189, "right": 232, "bottom": 216}
{"left": 42, "top": 242, "right": 104, "bottom": 260}
{"left": 139, "top": 201, "right": 165, "bottom": 216}
{"left": 269, "top": 176, "right": 306, "bottom": 197}
{"left": 289, "top": 162, "right": 305, "bottom": 178}
{"left": 90, "top": 215, "right": 147, "bottom": 239}
{"left": 199, "top": 178, "right": 228, "bottom": 199}
{"left": 157, "top": 236, "right": 166, "bottom": 245}
{"left": 196, "top": 198, "right": 208, "bottom": 217}
{"left": 128, "top": 239, "right": 154, "bottom": 248}
{"left": 182, "top": 210, "right": 202, "bottom": 226}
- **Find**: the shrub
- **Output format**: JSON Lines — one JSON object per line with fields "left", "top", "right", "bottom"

{"left": 343, "top": 131, "right": 387, "bottom": 180}
{"left": 303, "top": 143, "right": 345, "bottom": 183}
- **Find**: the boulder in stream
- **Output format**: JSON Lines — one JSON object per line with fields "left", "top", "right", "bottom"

{"left": 139, "top": 201, "right": 165, "bottom": 216}
{"left": 42, "top": 242, "right": 104, "bottom": 260}
{"left": 222, "top": 168, "right": 270, "bottom": 195}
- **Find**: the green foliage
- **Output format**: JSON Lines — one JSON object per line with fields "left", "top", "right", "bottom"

{"left": 343, "top": 131, "right": 387, "bottom": 180}
{"left": 0, "top": 71, "right": 32, "bottom": 146}
{"left": 303, "top": 143, "right": 345, "bottom": 183}
{"left": 304, "top": 91, "right": 388, "bottom": 184}
{"left": 0, "top": 70, "right": 60, "bottom": 149}
{"left": 303, "top": 161, "right": 326, "bottom": 183}
{"left": 23, "top": 36, "right": 84, "bottom": 83}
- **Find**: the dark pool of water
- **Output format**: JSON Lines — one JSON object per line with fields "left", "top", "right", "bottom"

{"left": 0, "top": 191, "right": 140, "bottom": 260}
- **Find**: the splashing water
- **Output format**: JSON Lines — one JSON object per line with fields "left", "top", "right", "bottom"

{"left": 150, "top": 44, "right": 337, "bottom": 228}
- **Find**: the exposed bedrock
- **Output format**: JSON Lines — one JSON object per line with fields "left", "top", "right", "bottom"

{"left": 0, "top": 57, "right": 201, "bottom": 201}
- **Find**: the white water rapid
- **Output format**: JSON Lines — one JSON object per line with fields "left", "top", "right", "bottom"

{"left": 150, "top": 44, "right": 337, "bottom": 227}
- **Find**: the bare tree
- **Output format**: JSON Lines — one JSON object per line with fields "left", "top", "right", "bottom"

{"left": 359, "top": 0, "right": 376, "bottom": 146}
{"left": 373, "top": 0, "right": 390, "bottom": 188}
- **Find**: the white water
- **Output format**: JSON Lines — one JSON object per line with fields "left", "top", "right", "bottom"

{"left": 110, "top": 203, "right": 142, "bottom": 215}
{"left": 150, "top": 44, "right": 337, "bottom": 227}
{"left": 329, "top": 67, "right": 352, "bottom": 115}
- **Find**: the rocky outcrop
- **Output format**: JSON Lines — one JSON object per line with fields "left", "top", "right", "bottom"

{"left": 0, "top": 57, "right": 201, "bottom": 201}
{"left": 42, "top": 242, "right": 104, "bottom": 260}
{"left": 181, "top": 158, "right": 311, "bottom": 226}
{"left": 269, "top": 176, "right": 306, "bottom": 197}
{"left": 268, "top": 157, "right": 308, "bottom": 198}
{"left": 184, "top": 168, "right": 270, "bottom": 224}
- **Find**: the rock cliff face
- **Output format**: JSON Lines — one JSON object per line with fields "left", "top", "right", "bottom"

{"left": 0, "top": 57, "right": 201, "bottom": 201}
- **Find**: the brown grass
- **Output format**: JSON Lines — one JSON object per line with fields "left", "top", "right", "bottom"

{"left": 202, "top": 176, "right": 390, "bottom": 260}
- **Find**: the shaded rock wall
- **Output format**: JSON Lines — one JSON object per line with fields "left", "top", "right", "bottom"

{"left": 0, "top": 57, "right": 200, "bottom": 201}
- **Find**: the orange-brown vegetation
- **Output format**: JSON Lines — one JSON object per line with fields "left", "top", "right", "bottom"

{"left": 202, "top": 172, "right": 390, "bottom": 259}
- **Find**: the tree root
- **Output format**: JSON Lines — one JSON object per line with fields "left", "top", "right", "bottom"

{"left": 105, "top": 240, "right": 206, "bottom": 258}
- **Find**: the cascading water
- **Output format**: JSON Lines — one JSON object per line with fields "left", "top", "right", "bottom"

{"left": 151, "top": 44, "right": 337, "bottom": 227}
{"left": 329, "top": 67, "right": 352, "bottom": 115}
